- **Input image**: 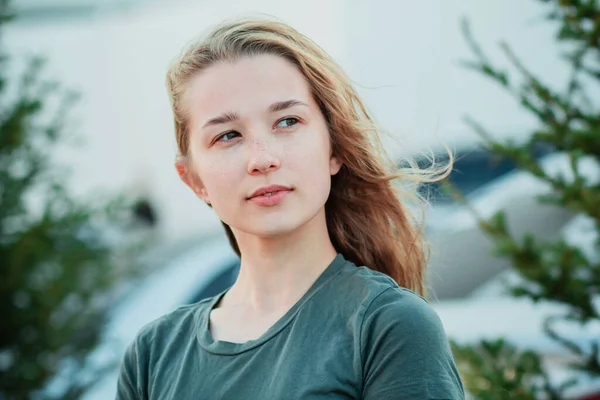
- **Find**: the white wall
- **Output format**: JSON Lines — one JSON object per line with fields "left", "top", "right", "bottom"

{"left": 4, "top": 0, "right": 580, "bottom": 250}
{"left": 340, "top": 0, "right": 574, "bottom": 157}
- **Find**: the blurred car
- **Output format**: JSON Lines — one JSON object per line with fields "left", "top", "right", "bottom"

{"left": 432, "top": 213, "right": 600, "bottom": 399}
{"left": 425, "top": 150, "right": 599, "bottom": 299}
{"left": 79, "top": 235, "right": 240, "bottom": 399}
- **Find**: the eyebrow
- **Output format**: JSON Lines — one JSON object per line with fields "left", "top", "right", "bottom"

{"left": 201, "top": 99, "right": 309, "bottom": 129}
{"left": 268, "top": 99, "right": 308, "bottom": 113}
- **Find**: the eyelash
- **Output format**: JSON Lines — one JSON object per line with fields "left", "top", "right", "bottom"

{"left": 215, "top": 117, "right": 300, "bottom": 144}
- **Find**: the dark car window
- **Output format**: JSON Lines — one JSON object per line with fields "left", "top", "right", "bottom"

{"left": 416, "top": 144, "right": 554, "bottom": 204}
{"left": 184, "top": 260, "right": 240, "bottom": 305}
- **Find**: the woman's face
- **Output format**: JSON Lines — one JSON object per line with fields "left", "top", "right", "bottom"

{"left": 179, "top": 54, "right": 341, "bottom": 237}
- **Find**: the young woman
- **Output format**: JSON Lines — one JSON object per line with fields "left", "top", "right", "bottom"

{"left": 117, "top": 16, "right": 464, "bottom": 400}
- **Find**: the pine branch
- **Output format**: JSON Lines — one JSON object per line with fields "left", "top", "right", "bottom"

{"left": 0, "top": 2, "right": 148, "bottom": 397}
{"left": 453, "top": 1, "right": 600, "bottom": 397}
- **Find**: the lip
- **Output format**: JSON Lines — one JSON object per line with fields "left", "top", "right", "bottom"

{"left": 247, "top": 185, "right": 293, "bottom": 207}
{"left": 248, "top": 184, "right": 293, "bottom": 199}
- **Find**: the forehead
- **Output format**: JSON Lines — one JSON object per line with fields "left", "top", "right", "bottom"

{"left": 185, "top": 54, "right": 315, "bottom": 121}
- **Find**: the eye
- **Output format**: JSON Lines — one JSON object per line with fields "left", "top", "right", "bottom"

{"left": 216, "top": 131, "right": 240, "bottom": 143}
{"left": 276, "top": 117, "right": 299, "bottom": 129}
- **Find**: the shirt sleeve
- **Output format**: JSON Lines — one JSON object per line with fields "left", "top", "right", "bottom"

{"left": 360, "top": 287, "right": 465, "bottom": 400}
{"left": 115, "top": 338, "right": 143, "bottom": 400}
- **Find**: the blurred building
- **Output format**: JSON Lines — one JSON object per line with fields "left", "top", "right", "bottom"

{"left": 4, "top": 0, "right": 574, "bottom": 252}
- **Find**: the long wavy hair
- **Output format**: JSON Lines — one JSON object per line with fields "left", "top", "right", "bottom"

{"left": 165, "top": 16, "right": 451, "bottom": 296}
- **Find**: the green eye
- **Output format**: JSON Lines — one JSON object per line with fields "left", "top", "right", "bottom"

{"left": 276, "top": 118, "right": 299, "bottom": 129}
{"left": 217, "top": 131, "right": 240, "bottom": 142}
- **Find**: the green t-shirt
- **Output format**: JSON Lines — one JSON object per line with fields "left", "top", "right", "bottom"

{"left": 116, "top": 254, "right": 465, "bottom": 399}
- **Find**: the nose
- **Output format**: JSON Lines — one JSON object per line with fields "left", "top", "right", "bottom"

{"left": 246, "top": 138, "right": 281, "bottom": 174}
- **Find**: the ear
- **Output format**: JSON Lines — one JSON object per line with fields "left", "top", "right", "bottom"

{"left": 175, "top": 157, "right": 211, "bottom": 204}
{"left": 329, "top": 155, "right": 342, "bottom": 176}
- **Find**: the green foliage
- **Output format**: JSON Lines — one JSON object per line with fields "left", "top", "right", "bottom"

{"left": 452, "top": 338, "right": 572, "bottom": 399}
{"left": 0, "top": 1, "right": 147, "bottom": 398}
{"left": 452, "top": 0, "right": 600, "bottom": 398}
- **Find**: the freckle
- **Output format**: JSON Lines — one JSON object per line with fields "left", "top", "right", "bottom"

{"left": 253, "top": 139, "right": 266, "bottom": 151}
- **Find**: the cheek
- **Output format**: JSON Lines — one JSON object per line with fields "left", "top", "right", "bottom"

{"left": 284, "top": 134, "right": 333, "bottom": 202}
{"left": 195, "top": 153, "right": 241, "bottom": 198}
{"left": 284, "top": 130, "right": 332, "bottom": 173}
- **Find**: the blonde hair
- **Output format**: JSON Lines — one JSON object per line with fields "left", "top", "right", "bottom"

{"left": 165, "top": 16, "right": 451, "bottom": 296}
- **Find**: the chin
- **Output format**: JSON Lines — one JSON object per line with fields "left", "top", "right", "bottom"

{"left": 247, "top": 220, "right": 302, "bottom": 238}
{"left": 235, "top": 211, "right": 313, "bottom": 238}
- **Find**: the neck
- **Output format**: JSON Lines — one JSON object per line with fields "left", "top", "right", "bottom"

{"left": 225, "top": 208, "right": 338, "bottom": 312}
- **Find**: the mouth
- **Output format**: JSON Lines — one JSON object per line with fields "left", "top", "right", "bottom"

{"left": 247, "top": 185, "right": 294, "bottom": 206}
{"left": 248, "top": 185, "right": 293, "bottom": 200}
{"left": 255, "top": 191, "right": 283, "bottom": 197}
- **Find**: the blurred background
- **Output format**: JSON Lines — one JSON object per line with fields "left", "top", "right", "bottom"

{"left": 2, "top": 0, "right": 599, "bottom": 399}
{"left": 3, "top": 0, "right": 566, "bottom": 247}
